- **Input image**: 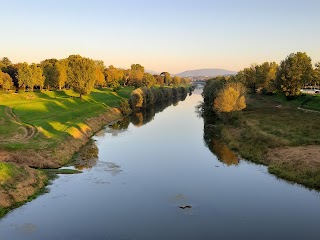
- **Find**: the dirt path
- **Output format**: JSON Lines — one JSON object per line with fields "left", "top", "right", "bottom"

{"left": 297, "top": 107, "right": 320, "bottom": 114}
{"left": 0, "top": 107, "right": 37, "bottom": 142}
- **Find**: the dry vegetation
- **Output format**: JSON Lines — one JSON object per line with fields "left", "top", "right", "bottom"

{"left": 219, "top": 94, "right": 320, "bottom": 189}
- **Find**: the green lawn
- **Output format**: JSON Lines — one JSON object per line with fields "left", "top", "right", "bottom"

{"left": 0, "top": 87, "right": 133, "bottom": 150}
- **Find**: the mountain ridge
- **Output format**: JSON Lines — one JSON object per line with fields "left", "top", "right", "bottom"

{"left": 175, "top": 68, "right": 237, "bottom": 77}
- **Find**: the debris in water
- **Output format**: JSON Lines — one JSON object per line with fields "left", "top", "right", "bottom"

{"left": 179, "top": 205, "right": 192, "bottom": 209}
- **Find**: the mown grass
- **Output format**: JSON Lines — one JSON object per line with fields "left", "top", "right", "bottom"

{"left": 217, "top": 94, "right": 320, "bottom": 190}
{"left": 0, "top": 87, "right": 133, "bottom": 150}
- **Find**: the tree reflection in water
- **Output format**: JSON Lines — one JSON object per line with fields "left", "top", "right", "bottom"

{"left": 71, "top": 140, "right": 99, "bottom": 170}
{"left": 203, "top": 115, "right": 239, "bottom": 166}
{"left": 72, "top": 93, "right": 188, "bottom": 169}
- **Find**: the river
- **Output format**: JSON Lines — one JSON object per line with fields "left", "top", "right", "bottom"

{"left": 0, "top": 89, "right": 320, "bottom": 239}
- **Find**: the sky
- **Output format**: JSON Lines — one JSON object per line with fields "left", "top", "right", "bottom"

{"left": 1, "top": 0, "right": 319, "bottom": 73}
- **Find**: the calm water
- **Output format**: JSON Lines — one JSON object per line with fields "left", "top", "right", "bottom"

{"left": 1, "top": 89, "right": 320, "bottom": 240}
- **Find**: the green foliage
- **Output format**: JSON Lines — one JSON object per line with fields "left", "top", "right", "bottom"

{"left": 0, "top": 70, "right": 13, "bottom": 91}
{"left": 202, "top": 77, "right": 226, "bottom": 111}
{"left": 237, "top": 62, "right": 278, "bottom": 94}
{"left": 172, "top": 76, "right": 181, "bottom": 86}
{"left": 160, "top": 72, "right": 172, "bottom": 85}
{"left": 119, "top": 99, "right": 131, "bottom": 115}
{"left": 129, "top": 86, "right": 189, "bottom": 110}
{"left": 104, "top": 65, "right": 124, "bottom": 89}
{"left": 67, "top": 55, "right": 96, "bottom": 98}
{"left": 129, "top": 64, "right": 144, "bottom": 88}
{"left": 276, "top": 52, "right": 313, "bottom": 98}
{"left": 142, "top": 73, "right": 156, "bottom": 88}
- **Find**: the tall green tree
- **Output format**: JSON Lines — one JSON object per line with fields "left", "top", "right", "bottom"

{"left": 30, "top": 63, "right": 45, "bottom": 91}
{"left": 17, "top": 62, "right": 32, "bottom": 91}
{"left": 41, "top": 59, "right": 58, "bottom": 90}
{"left": 56, "top": 60, "right": 68, "bottom": 90}
{"left": 276, "top": 52, "right": 313, "bottom": 97}
{"left": 67, "top": 55, "right": 96, "bottom": 98}
{"left": 237, "top": 65, "right": 257, "bottom": 93}
{"left": 256, "top": 62, "right": 278, "bottom": 93}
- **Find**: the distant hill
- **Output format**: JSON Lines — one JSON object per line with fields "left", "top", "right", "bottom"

{"left": 175, "top": 68, "right": 237, "bottom": 78}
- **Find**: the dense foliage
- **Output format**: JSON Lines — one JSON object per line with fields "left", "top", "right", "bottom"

{"left": 0, "top": 56, "right": 191, "bottom": 97}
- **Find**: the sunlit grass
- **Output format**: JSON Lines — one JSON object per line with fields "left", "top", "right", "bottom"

{"left": 0, "top": 163, "right": 15, "bottom": 182}
{"left": 0, "top": 87, "right": 133, "bottom": 150}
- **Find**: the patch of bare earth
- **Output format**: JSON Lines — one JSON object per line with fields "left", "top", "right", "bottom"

{"left": 265, "top": 145, "right": 320, "bottom": 170}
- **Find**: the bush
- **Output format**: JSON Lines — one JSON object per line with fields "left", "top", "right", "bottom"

{"left": 129, "top": 88, "right": 144, "bottom": 110}
{"left": 119, "top": 99, "right": 132, "bottom": 115}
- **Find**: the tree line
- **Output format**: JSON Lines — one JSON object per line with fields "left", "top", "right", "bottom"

{"left": 237, "top": 52, "right": 320, "bottom": 97}
{"left": 202, "top": 52, "right": 320, "bottom": 117}
{"left": 0, "top": 55, "right": 191, "bottom": 97}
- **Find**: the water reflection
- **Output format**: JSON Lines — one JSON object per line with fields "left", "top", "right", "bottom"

{"left": 71, "top": 140, "right": 99, "bottom": 170}
{"left": 74, "top": 95, "right": 189, "bottom": 169}
{"left": 203, "top": 115, "right": 239, "bottom": 166}
{"left": 112, "top": 97, "right": 187, "bottom": 130}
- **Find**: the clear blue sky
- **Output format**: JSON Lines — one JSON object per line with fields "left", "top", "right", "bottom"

{"left": 1, "top": 0, "right": 319, "bottom": 73}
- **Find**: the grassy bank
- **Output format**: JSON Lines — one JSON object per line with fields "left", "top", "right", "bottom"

{"left": 0, "top": 87, "right": 133, "bottom": 217}
{"left": 0, "top": 162, "right": 48, "bottom": 218}
{"left": 210, "top": 94, "right": 320, "bottom": 190}
{"left": 0, "top": 87, "right": 133, "bottom": 151}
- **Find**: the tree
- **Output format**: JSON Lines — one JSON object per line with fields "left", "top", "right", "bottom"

{"left": 313, "top": 62, "right": 320, "bottom": 87}
{"left": 255, "top": 62, "right": 278, "bottom": 93}
{"left": 181, "top": 77, "right": 190, "bottom": 84}
{"left": 0, "top": 57, "right": 12, "bottom": 69}
{"left": 67, "top": 55, "right": 96, "bottom": 98}
{"left": 0, "top": 70, "right": 13, "bottom": 92}
{"left": 142, "top": 73, "right": 156, "bottom": 88}
{"left": 41, "top": 59, "right": 58, "bottom": 90}
{"left": 276, "top": 52, "right": 313, "bottom": 97}
{"left": 94, "top": 60, "right": 105, "bottom": 87}
{"left": 30, "top": 63, "right": 45, "bottom": 91}
{"left": 237, "top": 65, "right": 257, "bottom": 93}
{"left": 1, "top": 64, "right": 20, "bottom": 89}
{"left": 160, "top": 72, "right": 172, "bottom": 85}
{"left": 154, "top": 75, "right": 164, "bottom": 85}
{"left": 129, "top": 64, "right": 144, "bottom": 88}
{"left": 172, "top": 76, "right": 181, "bottom": 86}
{"left": 104, "top": 65, "right": 124, "bottom": 89}
{"left": 56, "top": 60, "right": 68, "bottom": 90}
{"left": 17, "top": 62, "right": 32, "bottom": 91}
{"left": 214, "top": 83, "right": 246, "bottom": 113}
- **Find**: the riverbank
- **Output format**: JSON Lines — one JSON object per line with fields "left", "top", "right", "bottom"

{"left": 0, "top": 85, "right": 191, "bottom": 217}
{"left": 205, "top": 94, "right": 320, "bottom": 190}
